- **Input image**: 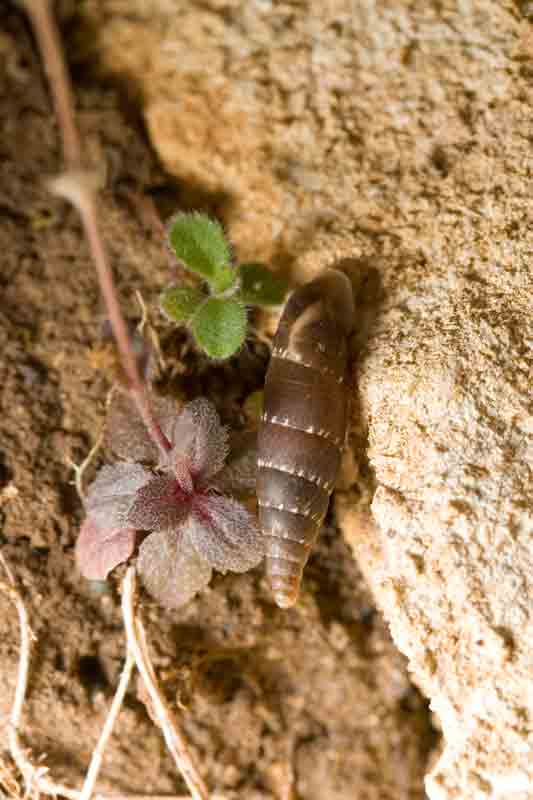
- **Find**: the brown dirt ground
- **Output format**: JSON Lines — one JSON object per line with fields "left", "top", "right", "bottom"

{"left": 0, "top": 6, "right": 437, "bottom": 799}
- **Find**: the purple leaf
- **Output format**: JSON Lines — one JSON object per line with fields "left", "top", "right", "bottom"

{"left": 127, "top": 475, "right": 190, "bottom": 532}
{"left": 106, "top": 390, "right": 181, "bottom": 464}
{"left": 86, "top": 463, "right": 152, "bottom": 528}
{"left": 167, "top": 398, "right": 229, "bottom": 482}
{"left": 188, "top": 493, "right": 264, "bottom": 573}
{"left": 137, "top": 528, "right": 212, "bottom": 609}
{"left": 76, "top": 515, "right": 136, "bottom": 580}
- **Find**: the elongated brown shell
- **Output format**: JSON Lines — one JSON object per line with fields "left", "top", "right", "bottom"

{"left": 257, "top": 269, "right": 354, "bottom": 608}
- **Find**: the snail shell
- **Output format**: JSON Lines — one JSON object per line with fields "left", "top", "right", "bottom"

{"left": 257, "top": 269, "right": 354, "bottom": 608}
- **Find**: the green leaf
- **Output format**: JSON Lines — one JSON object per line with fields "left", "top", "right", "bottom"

{"left": 238, "top": 263, "right": 288, "bottom": 306}
{"left": 160, "top": 285, "right": 205, "bottom": 323}
{"left": 191, "top": 297, "right": 247, "bottom": 360}
{"left": 167, "top": 213, "right": 237, "bottom": 292}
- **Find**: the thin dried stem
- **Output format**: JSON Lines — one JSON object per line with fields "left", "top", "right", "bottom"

{"left": 22, "top": 0, "right": 171, "bottom": 458}
{"left": 68, "top": 429, "right": 105, "bottom": 502}
{"left": 67, "top": 385, "right": 115, "bottom": 502}
{"left": 0, "top": 553, "right": 79, "bottom": 800}
{"left": 135, "top": 291, "right": 166, "bottom": 372}
{"left": 121, "top": 568, "right": 209, "bottom": 800}
{"left": 135, "top": 290, "right": 149, "bottom": 336}
{"left": 0, "top": 561, "right": 217, "bottom": 800}
{"left": 79, "top": 649, "right": 135, "bottom": 800}
{"left": 0, "top": 554, "right": 33, "bottom": 733}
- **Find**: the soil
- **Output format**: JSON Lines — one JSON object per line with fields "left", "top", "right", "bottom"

{"left": 0, "top": 6, "right": 437, "bottom": 799}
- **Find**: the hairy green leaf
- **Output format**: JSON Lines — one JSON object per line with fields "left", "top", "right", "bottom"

{"left": 160, "top": 285, "right": 204, "bottom": 323}
{"left": 167, "top": 213, "right": 236, "bottom": 292}
{"left": 191, "top": 297, "right": 247, "bottom": 360}
{"left": 238, "top": 263, "right": 288, "bottom": 306}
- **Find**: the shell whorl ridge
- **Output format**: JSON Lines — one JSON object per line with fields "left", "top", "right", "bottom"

{"left": 257, "top": 269, "right": 354, "bottom": 608}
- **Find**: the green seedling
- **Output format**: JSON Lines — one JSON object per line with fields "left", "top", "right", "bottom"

{"left": 161, "top": 212, "right": 288, "bottom": 359}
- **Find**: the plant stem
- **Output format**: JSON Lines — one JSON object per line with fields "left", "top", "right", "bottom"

{"left": 23, "top": 0, "right": 171, "bottom": 456}
{"left": 121, "top": 568, "right": 209, "bottom": 800}
{"left": 79, "top": 192, "right": 171, "bottom": 455}
{"left": 0, "top": 553, "right": 80, "bottom": 800}
{"left": 23, "top": 0, "right": 80, "bottom": 167}
{"left": 0, "top": 554, "right": 219, "bottom": 800}
{"left": 79, "top": 648, "right": 135, "bottom": 800}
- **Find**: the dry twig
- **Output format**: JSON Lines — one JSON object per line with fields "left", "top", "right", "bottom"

{"left": 0, "top": 552, "right": 81, "bottom": 800}
{"left": 121, "top": 568, "right": 209, "bottom": 800}
{"left": 67, "top": 386, "right": 115, "bottom": 502}
{"left": 67, "top": 429, "right": 105, "bottom": 502}
{"left": 79, "top": 649, "right": 135, "bottom": 800}
{"left": 135, "top": 290, "right": 167, "bottom": 372}
{"left": 1, "top": 553, "right": 136, "bottom": 800}
{"left": 0, "top": 553, "right": 214, "bottom": 800}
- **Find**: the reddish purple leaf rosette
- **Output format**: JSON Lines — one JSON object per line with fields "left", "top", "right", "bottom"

{"left": 76, "top": 398, "right": 263, "bottom": 608}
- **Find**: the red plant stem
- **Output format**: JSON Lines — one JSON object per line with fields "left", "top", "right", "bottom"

{"left": 24, "top": 0, "right": 80, "bottom": 168}
{"left": 24, "top": 0, "right": 171, "bottom": 456}
{"left": 79, "top": 196, "right": 171, "bottom": 454}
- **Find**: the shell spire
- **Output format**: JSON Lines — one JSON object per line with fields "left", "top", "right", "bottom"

{"left": 257, "top": 269, "right": 354, "bottom": 608}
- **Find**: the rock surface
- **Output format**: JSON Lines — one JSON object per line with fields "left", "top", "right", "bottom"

{"left": 337, "top": 269, "right": 533, "bottom": 799}
{"left": 78, "top": 1, "right": 533, "bottom": 797}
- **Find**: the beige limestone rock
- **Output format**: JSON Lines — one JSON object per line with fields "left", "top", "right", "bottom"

{"left": 337, "top": 272, "right": 533, "bottom": 799}
{"left": 79, "top": 1, "right": 533, "bottom": 796}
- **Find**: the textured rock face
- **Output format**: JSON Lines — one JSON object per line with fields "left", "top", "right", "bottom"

{"left": 78, "top": 0, "right": 533, "bottom": 796}
{"left": 337, "top": 274, "right": 533, "bottom": 798}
